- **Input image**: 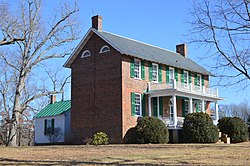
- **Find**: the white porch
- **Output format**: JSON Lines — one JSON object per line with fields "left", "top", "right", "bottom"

{"left": 145, "top": 80, "right": 222, "bottom": 128}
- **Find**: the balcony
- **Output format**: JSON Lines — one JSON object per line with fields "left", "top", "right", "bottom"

{"left": 148, "top": 79, "right": 218, "bottom": 98}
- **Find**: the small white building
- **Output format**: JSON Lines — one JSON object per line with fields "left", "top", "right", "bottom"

{"left": 34, "top": 96, "right": 71, "bottom": 144}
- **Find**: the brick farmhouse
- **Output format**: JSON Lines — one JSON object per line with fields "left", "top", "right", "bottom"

{"left": 62, "top": 15, "right": 222, "bottom": 144}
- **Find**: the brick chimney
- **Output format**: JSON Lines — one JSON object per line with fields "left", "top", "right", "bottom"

{"left": 176, "top": 44, "right": 188, "bottom": 58}
{"left": 50, "top": 95, "right": 56, "bottom": 104}
{"left": 92, "top": 15, "right": 102, "bottom": 31}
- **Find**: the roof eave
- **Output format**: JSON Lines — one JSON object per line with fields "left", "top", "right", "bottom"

{"left": 63, "top": 28, "right": 94, "bottom": 68}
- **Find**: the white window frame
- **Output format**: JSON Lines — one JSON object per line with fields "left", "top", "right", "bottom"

{"left": 81, "top": 50, "right": 91, "bottom": 58}
{"left": 134, "top": 93, "right": 142, "bottom": 116}
{"left": 134, "top": 59, "right": 141, "bottom": 79}
{"left": 197, "top": 74, "right": 202, "bottom": 89}
{"left": 183, "top": 71, "right": 188, "bottom": 88}
{"left": 99, "top": 45, "right": 110, "bottom": 53}
{"left": 152, "top": 63, "right": 158, "bottom": 82}
{"left": 169, "top": 67, "right": 174, "bottom": 81}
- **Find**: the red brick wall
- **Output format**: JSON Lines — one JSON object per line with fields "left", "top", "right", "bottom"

{"left": 71, "top": 33, "right": 123, "bottom": 143}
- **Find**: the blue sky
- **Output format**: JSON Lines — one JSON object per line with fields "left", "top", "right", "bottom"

{"left": 75, "top": 0, "right": 249, "bottom": 105}
{"left": 9, "top": 0, "right": 250, "bottom": 105}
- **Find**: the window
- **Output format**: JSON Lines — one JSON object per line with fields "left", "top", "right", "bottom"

{"left": 152, "top": 63, "right": 158, "bottom": 82}
{"left": 81, "top": 50, "right": 91, "bottom": 58}
{"left": 197, "top": 74, "right": 202, "bottom": 89}
{"left": 169, "top": 67, "right": 174, "bottom": 82}
{"left": 196, "top": 101, "right": 202, "bottom": 112}
{"left": 99, "top": 45, "right": 110, "bottom": 53}
{"left": 134, "top": 59, "right": 141, "bottom": 79}
{"left": 134, "top": 93, "right": 141, "bottom": 116}
{"left": 183, "top": 71, "right": 188, "bottom": 88}
{"left": 44, "top": 119, "right": 54, "bottom": 135}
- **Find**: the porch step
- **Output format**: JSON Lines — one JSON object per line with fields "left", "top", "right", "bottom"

{"left": 217, "top": 130, "right": 230, "bottom": 144}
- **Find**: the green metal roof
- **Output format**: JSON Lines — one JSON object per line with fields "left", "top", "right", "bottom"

{"left": 35, "top": 100, "right": 71, "bottom": 118}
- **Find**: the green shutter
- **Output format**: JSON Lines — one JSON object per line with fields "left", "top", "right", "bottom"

{"left": 159, "top": 97, "right": 163, "bottom": 116}
{"left": 131, "top": 92, "right": 135, "bottom": 116}
{"left": 166, "top": 66, "right": 170, "bottom": 83}
{"left": 51, "top": 119, "right": 54, "bottom": 135}
{"left": 142, "top": 94, "right": 146, "bottom": 116}
{"left": 202, "top": 75, "right": 205, "bottom": 86}
{"left": 189, "top": 72, "right": 192, "bottom": 84}
{"left": 194, "top": 74, "right": 198, "bottom": 86}
{"left": 44, "top": 119, "right": 47, "bottom": 135}
{"left": 158, "top": 64, "right": 162, "bottom": 83}
{"left": 181, "top": 70, "right": 184, "bottom": 83}
{"left": 130, "top": 58, "right": 134, "bottom": 78}
{"left": 153, "top": 97, "right": 158, "bottom": 117}
{"left": 149, "top": 62, "right": 152, "bottom": 81}
{"left": 174, "top": 68, "right": 178, "bottom": 81}
{"left": 182, "top": 100, "right": 185, "bottom": 117}
{"left": 141, "top": 60, "right": 145, "bottom": 80}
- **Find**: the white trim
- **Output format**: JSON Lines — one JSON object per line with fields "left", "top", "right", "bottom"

{"left": 197, "top": 74, "right": 202, "bottom": 88}
{"left": 134, "top": 58, "right": 141, "bottom": 79}
{"left": 183, "top": 70, "right": 188, "bottom": 88}
{"left": 134, "top": 93, "right": 142, "bottom": 116}
{"left": 99, "top": 45, "right": 110, "bottom": 53}
{"left": 169, "top": 67, "right": 174, "bottom": 81}
{"left": 80, "top": 50, "right": 91, "bottom": 58}
{"left": 152, "top": 63, "right": 158, "bottom": 82}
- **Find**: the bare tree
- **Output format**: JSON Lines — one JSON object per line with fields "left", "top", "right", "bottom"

{"left": 189, "top": 0, "right": 250, "bottom": 88}
{"left": 0, "top": 2, "right": 24, "bottom": 45}
{"left": 0, "top": 0, "right": 80, "bottom": 146}
{"left": 219, "top": 100, "right": 250, "bottom": 122}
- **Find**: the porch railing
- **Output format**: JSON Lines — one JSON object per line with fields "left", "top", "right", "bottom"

{"left": 158, "top": 116, "right": 184, "bottom": 128}
{"left": 149, "top": 79, "right": 218, "bottom": 97}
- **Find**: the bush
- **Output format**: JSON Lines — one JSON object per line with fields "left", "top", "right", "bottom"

{"left": 91, "top": 132, "right": 109, "bottom": 145}
{"left": 134, "top": 116, "right": 169, "bottom": 144}
{"left": 183, "top": 112, "right": 219, "bottom": 143}
{"left": 218, "top": 117, "right": 249, "bottom": 143}
{"left": 124, "top": 127, "right": 138, "bottom": 144}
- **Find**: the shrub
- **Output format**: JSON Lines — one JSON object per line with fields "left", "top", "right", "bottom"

{"left": 134, "top": 116, "right": 169, "bottom": 144}
{"left": 183, "top": 112, "right": 219, "bottom": 143}
{"left": 91, "top": 132, "right": 109, "bottom": 145}
{"left": 124, "top": 127, "right": 138, "bottom": 144}
{"left": 218, "top": 117, "right": 249, "bottom": 143}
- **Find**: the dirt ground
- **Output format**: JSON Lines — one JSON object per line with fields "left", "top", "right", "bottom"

{"left": 0, "top": 142, "right": 250, "bottom": 165}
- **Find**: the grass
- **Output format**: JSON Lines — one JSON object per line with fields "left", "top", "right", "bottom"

{"left": 0, "top": 142, "right": 250, "bottom": 165}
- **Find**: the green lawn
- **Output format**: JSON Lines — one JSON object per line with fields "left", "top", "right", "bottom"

{"left": 0, "top": 142, "right": 250, "bottom": 165}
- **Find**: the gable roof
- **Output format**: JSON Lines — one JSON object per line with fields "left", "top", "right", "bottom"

{"left": 34, "top": 100, "right": 71, "bottom": 118}
{"left": 64, "top": 28, "right": 212, "bottom": 76}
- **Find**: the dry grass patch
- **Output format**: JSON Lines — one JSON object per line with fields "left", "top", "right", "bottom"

{"left": 0, "top": 142, "right": 250, "bottom": 165}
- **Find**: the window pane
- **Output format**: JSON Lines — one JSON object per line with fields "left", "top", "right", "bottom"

{"left": 135, "top": 94, "right": 141, "bottom": 116}
{"left": 152, "top": 64, "right": 158, "bottom": 81}
{"left": 134, "top": 59, "right": 141, "bottom": 79}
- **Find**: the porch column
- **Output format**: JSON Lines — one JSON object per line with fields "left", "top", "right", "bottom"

{"left": 148, "top": 96, "right": 151, "bottom": 116}
{"left": 157, "top": 97, "right": 160, "bottom": 117}
{"left": 172, "top": 94, "right": 177, "bottom": 127}
{"left": 189, "top": 98, "right": 193, "bottom": 113}
{"left": 201, "top": 100, "right": 205, "bottom": 113}
{"left": 215, "top": 101, "right": 219, "bottom": 121}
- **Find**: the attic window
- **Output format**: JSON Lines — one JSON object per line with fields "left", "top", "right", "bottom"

{"left": 99, "top": 45, "right": 110, "bottom": 53}
{"left": 81, "top": 50, "right": 91, "bottom": 58}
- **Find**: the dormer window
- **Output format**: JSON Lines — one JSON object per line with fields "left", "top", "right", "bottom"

{"left": 81, "top": 50, "right": 91, "bottom": 58}
{"left": 99, "top": 45, "right": 110, "bottom": 53}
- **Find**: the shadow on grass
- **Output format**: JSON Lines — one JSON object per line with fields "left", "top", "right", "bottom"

{"left": 0, "top": 157, "right": 166, "bottom": 165}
